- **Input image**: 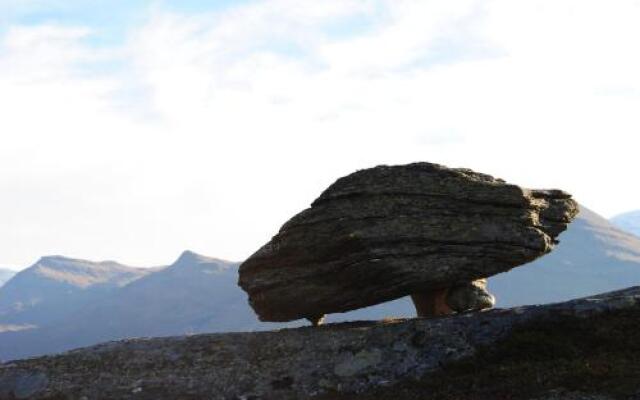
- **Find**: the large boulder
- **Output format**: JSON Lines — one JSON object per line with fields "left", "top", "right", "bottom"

{"left": 239, "top": 162, "right": 578, "bottom": 322}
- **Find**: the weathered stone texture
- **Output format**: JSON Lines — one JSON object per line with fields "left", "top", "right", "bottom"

{"left": 239, "top": 163, "right": 578, "bottom": 322}
{"left": 1, "top": 287, "right": 637, "bottom": 400}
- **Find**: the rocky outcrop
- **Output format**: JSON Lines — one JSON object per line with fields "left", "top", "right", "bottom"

{"left": 1, "top": 286, "right": 638, "bottom": 400}
{"left": 239, "top": 162, "right": 578, "bottom": 322}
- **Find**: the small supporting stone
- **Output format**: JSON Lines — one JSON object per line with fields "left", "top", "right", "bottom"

{"left": 411, "top": 279, "right": 496, "bottom": 318}
{"left": 306, "top": 314, "right": 326, "bottom": 326}
{"left": 411, "top": 289, "right": 452, "bottom": 317}
{"left": 446, "top": 279, "right": 495, "bottom": 313}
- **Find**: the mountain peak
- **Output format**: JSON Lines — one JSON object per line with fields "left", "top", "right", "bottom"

{"left": 173, "top": 250, "right": 210, "bottom": 266}
{"left": 169, "top": 251, "right": 238, "bottom": 274}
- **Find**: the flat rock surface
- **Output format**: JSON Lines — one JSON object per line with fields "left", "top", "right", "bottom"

{"left": 239, "top": 162, "right": 578, "bottom": 321}
{"left": 1, "top": 286, "right": 638, "bottom": 400}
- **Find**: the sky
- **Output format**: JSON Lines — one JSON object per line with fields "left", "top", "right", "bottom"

{"left": 2, "top": 0, "right": 640, "bottom": 270}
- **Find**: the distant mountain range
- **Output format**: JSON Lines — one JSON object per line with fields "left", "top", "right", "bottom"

{"left": 0, "top": 269, "right": 15, "bottom": 287}
{"left": 1, "top": 205, "right": 639, "bottom": 361}
{"left": 611, "top": 210, "right": 640, "bottom": 237}
{"left": 0, "top": 257, "right": 150, "bottom": 330}
{"left": 0, "top": 252, "right": 280, "bottom": 361}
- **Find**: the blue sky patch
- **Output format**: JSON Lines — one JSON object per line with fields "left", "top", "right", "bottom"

{"left": 1, "top": 0, "right": 256, "bottom": 46}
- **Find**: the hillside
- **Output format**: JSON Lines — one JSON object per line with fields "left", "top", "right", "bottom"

{"left": 39, "top": 251, "right": 272, "bottom": 343}
{"left": 611, "top": 209, "right": 640, "bottom": 237}
{"left": 2, "top": 286, "right": 638, "bottom": 400}
{"left": 0, "top": 257, "right": 150, "bottom": 332}
{"left": 0, "top": 269, "right": 14, "bottom": 287}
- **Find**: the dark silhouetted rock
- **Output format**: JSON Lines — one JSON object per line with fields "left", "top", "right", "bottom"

{"left": 239, "top": 162, "right": 578, "bottom": 322}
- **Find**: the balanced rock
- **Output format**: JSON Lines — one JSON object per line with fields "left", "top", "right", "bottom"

{"left": 238, "top": 162, "right": 579, "bottom": 322}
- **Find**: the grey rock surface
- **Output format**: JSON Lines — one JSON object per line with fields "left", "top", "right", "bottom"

{"left": 239, "top": 162, "right": 578, "bottom": 322}
{"left": 1, "top": 286, "right": 637, "bottom": 400}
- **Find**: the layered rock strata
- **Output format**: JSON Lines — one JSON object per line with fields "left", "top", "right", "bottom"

{"left": 239, "top": 162, "right": 578, "bottom": 322}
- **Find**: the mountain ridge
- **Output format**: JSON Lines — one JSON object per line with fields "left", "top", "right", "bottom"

{"left": 27, "top": 255, "right": 149, "bottom": 288}
{"left": 0, "top": 257, "right": 151, "bottom": 330}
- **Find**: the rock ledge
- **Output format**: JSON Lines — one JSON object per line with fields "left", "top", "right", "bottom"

{"left": 1, "top": 287, "right": 639, "bottom": 400}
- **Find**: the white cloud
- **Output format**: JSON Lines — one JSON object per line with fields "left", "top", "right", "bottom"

{"left": 2, "top": 0, "right": 640, "bottom": 268}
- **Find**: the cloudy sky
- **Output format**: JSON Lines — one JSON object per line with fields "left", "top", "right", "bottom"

{"left": 2, "top": 0, "right": 640, "bottom": 270}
